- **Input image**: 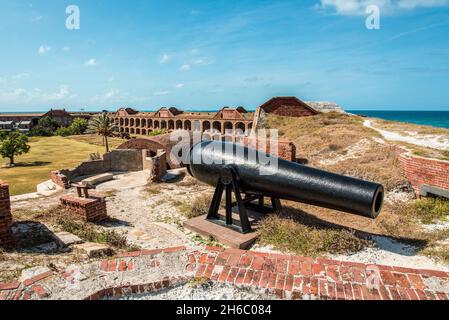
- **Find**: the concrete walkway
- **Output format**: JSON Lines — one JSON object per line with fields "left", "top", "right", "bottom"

{"left": 1, "top": 246, "right": 448, "bottom": 300}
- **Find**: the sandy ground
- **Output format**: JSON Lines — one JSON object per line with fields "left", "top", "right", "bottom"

{"left": 364, "top": 120, "right": 449, "bottom": 150}
{"left": 95, "top": 170, "right": 209, "bottom": 250}
{"left": 109, "top": 282, "right": 271, "bottom": 300}
{"left": 5, "top": 169, "right": 449, "bottom": 283}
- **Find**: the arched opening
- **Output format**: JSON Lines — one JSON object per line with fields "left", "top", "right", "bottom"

{"left": 176, "top": 120, "right": 183, "bottom": 130}
{"left": 120, "top": 127, "right": 124, "bottom": 133}
{"left": 125, "top": 118, "right": 129, "bottom": 126}
{"left": 142, "top": 129, "right": 147, "bottom": 135}
{"left": 202, "top": 121, "right": 211, "bottom": 132}
{"left": 235, "top": 122, "right": 245, "bottom": 134}
{"left": 212, "top": 121, "right": 221, "bottom": 132}
{"left": 148, "top": 119, "right": 153, "bottom": 129}
{"left": 125, "top": 128, "right": 129, "bottom": 133}
{"left": 193, "top": 120, "right": 201, "bottom": 132}
{"left": 120, "top": 118, "right": 124, "bottom": 126}
{"left": 136, "top": 128, "right": 141, "bottom": 135}
{"left": 247, "top": 123, "right": 253, "bottom": 132}
{"left": 154, "top": 120, "right": 160, "bottom": 129}
{"left": 141, "top": 119, "right": 146, "bottom": 128}
{"left": 161, "top": 120, "right": 167, "bottom": 129}
{"left": 136, "top": 118, "right": 140, "bottom": 127}
{"left": 130, "top": 128, "right": 135, "bottom": 134}
{"left": 184, "top": 120, "right": 192, "bottom": 131}
{"left": 130, "top": 118, "right": 135, "bottom": 127}
{"left": 168, "top": 120, "right": 175, "bottom": 130}
{"left": 224, "top": 122, "right": 233, "bottom": 134}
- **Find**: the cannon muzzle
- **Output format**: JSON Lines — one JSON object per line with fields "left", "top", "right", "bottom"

{"left": 186, "top": 141, "right": 384, "bottom": 220}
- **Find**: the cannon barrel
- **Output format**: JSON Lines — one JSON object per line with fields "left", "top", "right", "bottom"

{"left": 186, "top": 140, "right": 384, "bottom": 219}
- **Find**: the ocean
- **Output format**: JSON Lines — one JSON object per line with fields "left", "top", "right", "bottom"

{"left": 348, "top": 111, "right": 449, "bottom": 129}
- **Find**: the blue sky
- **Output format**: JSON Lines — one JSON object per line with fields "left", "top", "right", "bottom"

{"left": 0, "top": 0, "right": 449, "bottom": 111}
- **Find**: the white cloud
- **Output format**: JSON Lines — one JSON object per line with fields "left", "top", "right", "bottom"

{"left": 12, "top": 73, "right": 30, "bottom": 80}
{"left": 191, "top": 48, "right": 199, "bottom": 54}
{"left": 153, "top": 90, "right": 169, "bottom": 96}
{"left": 159, "top": 53, "right": 171, "bottom": 64}
{"left": 103, "top": 88, "right": 119, "bottom": 100}
{"left": 319, "top": 0, "right": 449, "bottom": 15}
{"left": 175, "top": 83, "right": 185, "bottom": 89}
{"left": 38, "top": 45, "right": 51, "bottom": 55}
{"left": 193, "top": 58, "right": 214, "bottom": 66}
{"left": 85, "top": 58, "right": 97, "bottom": 66}
{"left": 397, "top": 0, "right": 449, "bottom": 9}
{"left": 63, "top": 46, "right": 71, "bottom": 52}
{"left": 0, "top": 85, "right": 72, "bottom": 103}
{"left": 43, "top": 85, "right": 71, "bottom": 100}
{"left": 180, "top": 64, "right": 191, "bottom": 71}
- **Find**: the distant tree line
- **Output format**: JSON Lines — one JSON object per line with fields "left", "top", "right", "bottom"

{"left": 30, "top": 116, "right": 88, "bottom": 137}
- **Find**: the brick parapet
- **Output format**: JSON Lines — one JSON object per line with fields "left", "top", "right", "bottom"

{"left": 0, "top": 180, "right": 13, "bottom": 247}
{"left": 60, "top": 193, "right": 108, "bottom": 222}
{"left": 397, "top": 151, "right": 449, "bottom": 197}
{"left": 1, "top": 246, "right": 448, "bottom": 300}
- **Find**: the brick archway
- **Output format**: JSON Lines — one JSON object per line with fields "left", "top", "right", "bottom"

{"left": 117, "top": 136, "right": 190, "bottom": 169}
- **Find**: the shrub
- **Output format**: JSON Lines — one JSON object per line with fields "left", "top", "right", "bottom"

{"left": 410, "top": 198, "right": 449, "bottom": 224}
{"left": 56, "top": 216, "right": 132, "bottom": 249}
{"left": 148, "top": 129, "right": 166, "bottom": 137}
{"left": 258, "top": 215, "right": 371, "bottom": 256}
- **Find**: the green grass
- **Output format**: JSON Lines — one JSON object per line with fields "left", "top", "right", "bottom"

{"left": 0, "top": 136, "right": 108, "bottom": 195}
{"left": 258, "top": 215, "right": 372, "bottom": 256}
{"left": 411, "top": 198, "right": 449, "bottom": 224}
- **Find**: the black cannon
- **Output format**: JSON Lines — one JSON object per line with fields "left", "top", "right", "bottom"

{"left": 186, "top": 140, "right": 384, "bottom": 234}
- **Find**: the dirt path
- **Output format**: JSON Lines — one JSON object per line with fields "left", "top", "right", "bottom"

{"left": 96, "top": 171, "right": 210, "bottom": 250}
{"left": 364, "top": 120, "right": 449, "bottom": 150}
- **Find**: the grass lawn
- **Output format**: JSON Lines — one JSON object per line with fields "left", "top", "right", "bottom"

{"left": 0, "top": 136, "right": 115, "bottom": 196}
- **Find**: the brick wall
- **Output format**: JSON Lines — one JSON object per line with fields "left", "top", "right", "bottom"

{"left": 398, "top": 153, "right": 449, "bottom": 196}
{"left": 149, "top": 150, "right": 167, "bottom": 182}
{"left": 51, "top": 171, "right": 70, "bottom": 189}
{"left": 60, "top": 194, "right": 108, "bottom": 222}
{"left": 0, "top": 181, "right": 13, "bottom": 247}
{"left": 241, "top": 136, "right": 297, "bottom": 162}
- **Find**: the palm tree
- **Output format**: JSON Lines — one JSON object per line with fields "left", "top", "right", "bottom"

{"left": 88, "top": 112, "right": 116, "bottom": 153}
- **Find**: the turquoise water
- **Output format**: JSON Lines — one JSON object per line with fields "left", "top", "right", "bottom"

{"left": 349, "top": 111, "right": 449, "bottom": 129}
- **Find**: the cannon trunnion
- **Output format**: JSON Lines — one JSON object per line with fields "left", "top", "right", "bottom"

{"left": 186, "top": 141, "right": 384, "bottom": 234}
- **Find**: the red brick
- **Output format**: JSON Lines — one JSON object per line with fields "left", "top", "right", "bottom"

{"left": 118, "top": 260, "right": 127, "bottom": 272}
{"left": 285, "top": 275, "right": 294, "bottom": 292}
{"left": 251, "top": 256, "right": 265, "bottom": 270}
{"left": 252, "top": 271, "right": 262, "bottom": 286}
{"left": 259, "top": 271, "right": 270, "bottom": 288}
{"left": 276, "top": 274, "right": 286, "bottom": 290}
{"left": 195, "top": 264, "right": 207, "bottom": 278}
{"left": 227, "top": 267, "right": 239, "bottom": 284}
{"left": 215, "top": 252, "right": 230, "bottom": 266}
{"left": 262, "top": 258, "right": 276, "bottom": 272}
{"left": 244, "top": 269, "right": 254, "bottom": 285}
{"left": 407, "top": 274, "right": 426, "bottom": 291}
{"left": 32, "top": 285, "right": 49, "bottom": 298}
{"left": 0, "top": 282, "right": 20, "bottom": 291}
{"left": 326, "top": 265, "right": 341, "bottom": 282}
{"left": 218, "top": 266, "right": 231, "bottom": 282}
{"left": 352, "top": 283, "right": 364, "bottom": 300}
{"left": 238, "top": 255, "right": 253, "bottom": 268}
{"left": 343, "top": 283, "right": 354, "bottom": 300}
{"left": 288, "top": 260, "right": 300, "bottom": 275}
{"left": 300, "top": 262, "right": 312, "bottom": 277}
{"left": 275, "top": 259, "right": 288, "bottom": 274}
{"left": 268, "top": 273, "right": 277, "bottom": 289}
{"left": 235, "top": 268, "right": 247, "bottom": 285}
{"left": 227, "top": 254, "right": 241, "bottom": 267}
{"left": 108, "top": 260, "right": 117, "bottom": 272}
{"left": 23, "top": 271, "right": 53, "bottom": 287}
